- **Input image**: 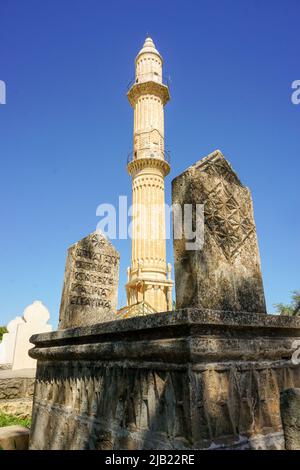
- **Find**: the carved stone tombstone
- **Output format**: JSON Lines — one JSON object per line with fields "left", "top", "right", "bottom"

{"left": 58, "top": 231, "right": 120, "bottom": 329}
{"left": 172, "top": 150, "right": 266, "bottom": 313}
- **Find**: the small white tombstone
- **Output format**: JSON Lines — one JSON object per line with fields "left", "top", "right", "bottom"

{"left": 0, "top": 316, "right": 25, "bottom": 365}
{"left": 12, "top": 301, "right": 52, "bottom": 370}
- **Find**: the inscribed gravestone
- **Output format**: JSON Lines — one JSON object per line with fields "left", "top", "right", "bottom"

{"left": 58, "top": 231, "right": 120, "bottom": 329}
{"left": 172, "top": 149, "right": 266, "bottom": 313}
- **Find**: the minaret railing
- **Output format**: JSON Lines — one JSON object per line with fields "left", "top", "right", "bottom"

{"left": 127, "top": 149, "right": 171, "bottom": 165}
{"left": 126, "top": 73, "right": 171, "bottom": 91}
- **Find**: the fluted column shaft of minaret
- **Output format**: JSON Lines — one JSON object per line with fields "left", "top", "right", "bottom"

{"left": 126, "top": 36, "right": 173, "bottom": 312}
{"left": 134, "top": 96, "right": 164, "bottom": 130}
{"left": 134, "top": 95, "right": 164, "bottom": 157}
{"left": 135, "top": 50, "right": 162, "bottom": 84}
{"left": 131, "top": 169, "right": 166, "bottom": 277}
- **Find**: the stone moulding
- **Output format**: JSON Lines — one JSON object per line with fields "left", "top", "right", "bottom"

{"left": 127, "top": 81, "right": 170, "bottom": 107}
{"left": 29, "top": 310, "right": 300, "bottom": 450}
{"left": 127, "top": 157, "right": 170, "bottom": 178}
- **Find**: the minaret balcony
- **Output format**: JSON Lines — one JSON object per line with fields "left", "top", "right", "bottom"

{"left": 127, "top": 149, "right": 171, "bottom": 165}
{"left": 127, "top": 150, "right": 171, "bottom": 177}
{"left": 127, "top": 73, "right": 170, "bottom": 89}
{"left": 127, "top": 79, "right": 170, "bottom": 107}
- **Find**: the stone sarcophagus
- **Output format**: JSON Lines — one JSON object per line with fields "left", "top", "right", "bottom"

{"left": 29, "top": 310, "right": 300, "bottom": 450}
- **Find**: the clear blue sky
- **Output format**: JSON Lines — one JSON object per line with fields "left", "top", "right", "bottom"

{"left": 0, "top": 0, "right": 299, "bottom": 327}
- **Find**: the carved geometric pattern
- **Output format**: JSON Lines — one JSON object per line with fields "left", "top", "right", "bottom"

{"left": 204, "top": 182, "right": 255, "bottom": 260}
{"left": 77, "top": 233, "right": 106, "bottom": 253}
{"left": 197, "top": 152, "right": 242, "bottom": 186}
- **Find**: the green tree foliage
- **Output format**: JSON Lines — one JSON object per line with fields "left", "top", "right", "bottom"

{"left": 274, "top": 290, "right": 300, "bottom": 316}
{"left": 0, "top": 326, "right": 7, "bottom": 342}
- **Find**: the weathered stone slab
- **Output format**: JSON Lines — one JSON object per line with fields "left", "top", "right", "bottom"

{"left": 0, "top": 368, "right": 35, "bottom": 400}
{"left": 29, "top": 310, "right": 300, "bottom": 450}
{"left": 280, "top": 388, "right": 300, "bottom": 450}
{"left": 0, "top": 369, "right": 35, "bottom": 422}
{"left": 0, "top": 425, "right": 29, "bottom": 450}
{"left": 58, "top": 231, "right": 120, "bottom": 329}
{"left": 172, "top": 149, "right": 266, "bottom": 313}
{"left": 0, "top": 398, "right": 32, "bottom": 419}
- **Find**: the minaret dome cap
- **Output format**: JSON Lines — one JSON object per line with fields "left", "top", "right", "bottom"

{"left": 135, "top": 36, "right": 163, "bottom": 62}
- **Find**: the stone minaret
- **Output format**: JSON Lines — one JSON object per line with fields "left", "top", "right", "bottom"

{"left": 126, "top": 37, "right": 173, "bottom": 313}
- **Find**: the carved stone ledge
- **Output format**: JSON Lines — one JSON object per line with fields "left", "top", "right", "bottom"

{"left": 127, "top": 81, "right": 170, "bottom": 107}
{"left": 29, "top": 310, "right": 300, "bottom": 450}
{"left": 127, "top": 157, "right": 170, "bottom": 177}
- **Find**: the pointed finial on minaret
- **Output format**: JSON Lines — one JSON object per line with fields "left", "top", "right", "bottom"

{"left": 143, "top": 34, "right": 155, "bottom": 48}
{"left": 143, "top": 36, "right": 155, "bottom": 49}
{"left": 136, "top": 35, "right": 161, "bottom": 61}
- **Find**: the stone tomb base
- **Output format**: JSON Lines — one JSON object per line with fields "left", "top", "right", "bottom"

{"left": 28, "top": 310, "right": 300, "bottom": 450}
